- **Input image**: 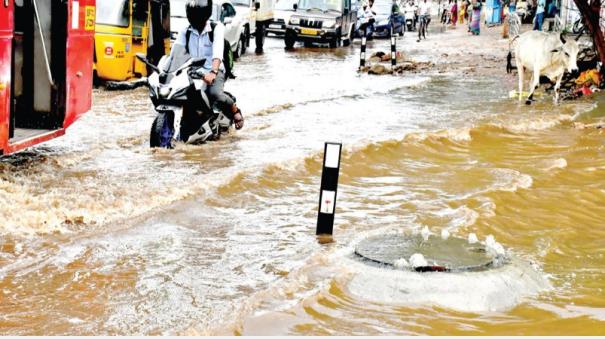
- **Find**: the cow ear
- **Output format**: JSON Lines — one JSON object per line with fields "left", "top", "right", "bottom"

{"left": 560, "top": 33, "right": 566, "bottom": 44}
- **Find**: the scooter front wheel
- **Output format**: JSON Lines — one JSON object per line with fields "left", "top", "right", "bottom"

{"left": 150, "top": 113, "right": 174, "bottom": 148}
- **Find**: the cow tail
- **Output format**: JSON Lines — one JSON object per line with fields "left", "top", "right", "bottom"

{"left": 506, "top": 35, "right": 519, "bottom": 74}
{"left": 506, "top": 51, "right": 513, "bottom": 74}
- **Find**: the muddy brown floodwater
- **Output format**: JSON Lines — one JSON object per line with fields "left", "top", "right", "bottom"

{"left": 1, "top": 25, "right": 605, "bottom": 335}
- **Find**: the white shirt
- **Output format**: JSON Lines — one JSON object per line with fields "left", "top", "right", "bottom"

{"left": 174, "top": 20, "right": 225, "bottom": 71}
{"left": 418, "top": 1, "right": 429, "bottom": 15}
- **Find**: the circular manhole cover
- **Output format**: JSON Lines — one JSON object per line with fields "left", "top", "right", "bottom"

{"left": 355, "top": 233, "right": 499, "bottom": 272}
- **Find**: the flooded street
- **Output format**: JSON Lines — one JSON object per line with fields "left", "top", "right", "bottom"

{"left": 1, "top": 26, "right": 605, "bottom": 335}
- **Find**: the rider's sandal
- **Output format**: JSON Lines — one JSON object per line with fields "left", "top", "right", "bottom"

{"left": 233, "top": 109, "right": 244, "bottom": 130}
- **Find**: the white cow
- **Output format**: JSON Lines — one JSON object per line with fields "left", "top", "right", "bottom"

{"left": 508, "top": 31, "right": 580, "bottom": 104}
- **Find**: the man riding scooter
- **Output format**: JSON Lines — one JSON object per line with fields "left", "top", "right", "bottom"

{"left": 172, "top": 0, "right": 244, "bottom": 129}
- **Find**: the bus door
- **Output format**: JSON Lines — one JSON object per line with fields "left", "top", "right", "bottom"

{"left": 9, "top": 0, "right": 67, "bottom": 143}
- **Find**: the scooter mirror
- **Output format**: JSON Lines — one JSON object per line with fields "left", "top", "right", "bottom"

{"left": 293, "top": 3, "right": 298, "bottom": 10}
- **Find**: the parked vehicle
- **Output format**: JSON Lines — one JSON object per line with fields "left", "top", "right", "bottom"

{"left": 373, "top": 0, "right": 405, "bottom": 37}
{"left": 285, "top": 0, "right": 357, "bottom": 48}
{"left": 170, "top": 0, "right": 250, "bottom": 58}
{"left": 95, "top": 0, "right": 171, "bottom": 82}
{"left": 136, "top": 46, "right": 233, "bottom": 148}
{"left": 232, "top": 0, "right": 275, "bottom": 52}
{"left": 1, "top": 0, "right": 95, "bottom": 155}
{"left": 267, "top": 0, "right": 299, "bottom": 36}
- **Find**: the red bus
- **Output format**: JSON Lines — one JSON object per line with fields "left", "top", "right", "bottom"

{"left": 0, "top": 0, "right": 95, "bottom": 155}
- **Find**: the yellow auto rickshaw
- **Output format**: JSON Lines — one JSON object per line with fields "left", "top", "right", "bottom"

{"left": 94, "top": 0, "right": 171, "bottom": 82}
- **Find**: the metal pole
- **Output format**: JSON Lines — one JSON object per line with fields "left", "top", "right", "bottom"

{"left": 360, "top": 26, "right": 367, "bottom": 69}
{"left": 390, "top": 25, "right": 396, "bottom": 72}
{"left": 316, "top": 142, "right": 342, "bottom": 236}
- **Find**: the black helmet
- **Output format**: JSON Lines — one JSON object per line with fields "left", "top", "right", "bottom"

{"left": 186, "top": 0, "right": 213, "bottom": 31}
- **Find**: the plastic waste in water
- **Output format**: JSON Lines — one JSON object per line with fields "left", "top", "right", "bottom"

{"left": 409, "top": 253, "right": 428, "bottom": 267}
{"left": 441, "top": 229, "right": 450, "bottom": 240}
{"left": 394, "top": 258, "right": 410, "bottom": 269}
{"left": 421, "top": 226, "right": 431, "bottom": 241}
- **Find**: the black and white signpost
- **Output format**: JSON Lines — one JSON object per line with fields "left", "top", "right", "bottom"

{"left": 390, "top": 25, "right": 397, "bottom": 72}
{"left": 316, "top": 142, "right": 342, "bottom": 236}
{"left": 359, "top": 29, "right": 367, "bottom": 69}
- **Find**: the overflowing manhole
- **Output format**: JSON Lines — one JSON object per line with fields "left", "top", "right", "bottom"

{"left": 355, "top": 233, "right": 505, "bottom": 273}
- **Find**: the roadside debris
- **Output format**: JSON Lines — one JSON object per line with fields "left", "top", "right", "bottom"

{"left": 359, "top": 51, "right": 434, "bottom": 75}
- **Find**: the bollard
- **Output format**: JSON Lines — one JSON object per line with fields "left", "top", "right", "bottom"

{"left": 359, "top": 28, "right": 367, "bottom": 69}
{"left": 390, "top": 25, "right": 396, "bottom": 71}
{"left": 316, "top": 142, "right": 342, "bottom": 236}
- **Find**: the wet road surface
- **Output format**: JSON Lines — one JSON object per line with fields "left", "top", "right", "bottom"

{"left": 1, "top": 26, "right": 605, "bottom": 335}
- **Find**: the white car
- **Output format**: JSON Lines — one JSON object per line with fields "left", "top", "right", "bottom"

{"left": 231, "top": 0, "right": 275, "bottom": 52}
{"left": 266, "top": 0, "right": 298, "bottom": 36}
{"left": 170, "top": 0, "right": 251, "bottom": 57}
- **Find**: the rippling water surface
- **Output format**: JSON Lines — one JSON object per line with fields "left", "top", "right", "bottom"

{"left": 1, "top": 28, "right": 604, "bottom": 335}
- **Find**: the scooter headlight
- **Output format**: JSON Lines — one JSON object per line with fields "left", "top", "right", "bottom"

{"left": 290, "top": 17, "right": 300, "bottom": 25}
{"left": 159, "top": 86, "right": 171, "bottom": 98}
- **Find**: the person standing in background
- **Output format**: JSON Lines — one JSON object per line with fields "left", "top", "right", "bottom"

{"left": 533, "top": 0, "right": 546, "bottom": 30}
{"left": 459, "top": 0, "right": 466, "bottom": 24}
{"left": 441, "top": 0, "right": 450, "bottom": 23}
{"left": 466, "top": 0, "right": 472, "bottom": 31}
{"left": 450, "top": 0, "right": 458, "bottom": 26}
{"left": 509, "top": 0, "right": 517, "bottom": 13}
{"left": 469, "top": 0, "right": 481, "bottom": 35}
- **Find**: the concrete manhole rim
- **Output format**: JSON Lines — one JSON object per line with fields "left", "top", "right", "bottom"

{"left": 354, "top": 232, "right": 507, "bottom": 273}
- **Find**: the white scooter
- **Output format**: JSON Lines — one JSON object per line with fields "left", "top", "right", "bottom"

{"left": 136, "top": 46, "right": 233, "bottom": 148}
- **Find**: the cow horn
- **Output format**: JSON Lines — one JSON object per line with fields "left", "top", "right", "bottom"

{"left": 560, "top": 33, "right": 566, "bottom": 44}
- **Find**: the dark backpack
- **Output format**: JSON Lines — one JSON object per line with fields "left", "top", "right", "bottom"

{"left": 185, "top": 22, "right": 236, "bottom": 79}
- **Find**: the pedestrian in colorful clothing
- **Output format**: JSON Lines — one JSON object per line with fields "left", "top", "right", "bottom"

{"left": 459, "top": 0, "right": 466, "bottom": 24}
{"left": 450, "top": 0, "right": 458, "bottom": 26}
{"left": 470, "top": 0, "right": 481, "bottom": 35}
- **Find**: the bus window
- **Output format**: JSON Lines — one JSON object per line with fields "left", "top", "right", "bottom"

{"left": 97, "top": 0, "right": 131, "bottom": 27}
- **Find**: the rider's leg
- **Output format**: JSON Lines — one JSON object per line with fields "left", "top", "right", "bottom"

{"left": 207, "top": 70, "right": 244, "bottom": 129}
